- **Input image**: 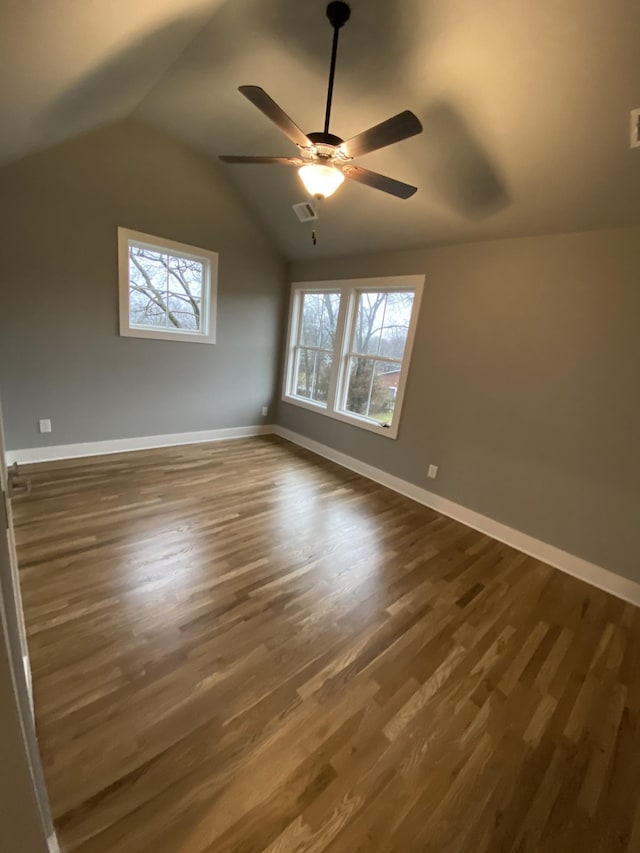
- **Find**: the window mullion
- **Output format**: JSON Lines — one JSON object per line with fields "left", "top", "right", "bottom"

{"left": 343, "top": 290, "right": 360, "bottom": 412}
{"left": 287, "top": 294, "right": 304, "bottom": 396}
{"left": 295, "top": 292, "right": 306, "bottom": 346}
{"left": 201, "top": 263, "right": 208, "bottom": 335}
{"left": 363, "top": 360, "right": 376, "bottom": 419}
{"left": 325, "top": 288, "right": 349, "bottom": 414}
{"left": 349, "top": 291, "right": 360, "bottom": 353}
{"left": 310, "top": 351, "right": 319, "bottom": 399}
{"left": 164, "top": 253, "right": 170, "bottom": 329}
{"left": 335, "top": 290, "right": 362, "bottom": 414}
{"left": 376, "top": 293, "right": 388, "bottom": 357}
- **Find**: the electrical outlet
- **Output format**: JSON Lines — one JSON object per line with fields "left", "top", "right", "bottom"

{"left": 261, "top": 406, "right": 269, "bottom": 417}
{"left": 427, "top": 464, "right": 438, "bottom": 479}
{"left": 39, "top": 418, "right": 52, "bottom": 434}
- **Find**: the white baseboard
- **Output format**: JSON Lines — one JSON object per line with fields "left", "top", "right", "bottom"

{"left": 47, "top": 833, "right": 61, "bottom": 853}
{"left": 273, "top": 425, "right": 640, "bottom": 608}
{"left": 6, "top": 425, "right": 272, "bottom": 465}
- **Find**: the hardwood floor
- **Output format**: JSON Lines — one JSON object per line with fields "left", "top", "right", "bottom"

{"left": 12, "top": 435, "right": 640, "bottom": 852}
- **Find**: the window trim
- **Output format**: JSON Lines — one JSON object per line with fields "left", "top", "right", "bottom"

{"left": 117, "top": 227, "right": 218, "bottom": 344}
{"left": 282, "top": 275, "right": 424, "bottom": 440}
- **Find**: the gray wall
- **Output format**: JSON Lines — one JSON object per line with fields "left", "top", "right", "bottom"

{"left": 0, "top": 119, "right": 287, "bottom": 450}
{"left": 280, "top": 228, "right": 640, "bottom": 582}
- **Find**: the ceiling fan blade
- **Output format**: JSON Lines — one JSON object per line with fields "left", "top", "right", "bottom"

{"left": 341, "top": 165, "right": 417, "bottom": 199}
{"left": 338, "top": 110, "right": 422, "bottom": 159}
{"left": 219, "top": 156, "right": 304, "bottom": 165}
{"left": 239, "top": 86, "right": 312, "bottom": 149}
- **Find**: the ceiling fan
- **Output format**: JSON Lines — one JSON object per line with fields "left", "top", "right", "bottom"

{"left": 219, "top": 1, "right": 423, "bottom": 201}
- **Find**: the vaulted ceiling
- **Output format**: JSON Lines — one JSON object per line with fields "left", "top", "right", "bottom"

{"left": 2, "top": 0, "right": 639, "bottom": 258}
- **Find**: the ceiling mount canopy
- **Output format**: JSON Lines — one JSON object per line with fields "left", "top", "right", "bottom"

{"left": 219, "top": 1, "right": 423, "bottom": 201}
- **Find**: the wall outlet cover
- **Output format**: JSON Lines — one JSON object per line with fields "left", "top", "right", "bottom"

{"left": 39, "top": 419, "right": 52, "bottom": 433}
{"left": 427, "top": 464, "right": 438, "bottom": 479}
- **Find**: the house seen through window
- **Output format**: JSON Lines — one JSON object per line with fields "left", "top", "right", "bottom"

{"left": 343, "top": 290, "right": 415, "bottom": 425}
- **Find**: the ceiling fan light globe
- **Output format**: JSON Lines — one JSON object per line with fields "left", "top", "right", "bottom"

{"left": 298, "top": 164, "right": 344, "bottom": 199}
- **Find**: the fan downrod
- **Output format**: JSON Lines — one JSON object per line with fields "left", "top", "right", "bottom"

{"left": 323, "top": 2, "right": 351, "bottom": 134}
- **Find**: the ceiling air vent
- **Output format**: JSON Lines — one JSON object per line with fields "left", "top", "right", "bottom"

{"left": 292, "top": 201, "right": 318, "bottom": 222}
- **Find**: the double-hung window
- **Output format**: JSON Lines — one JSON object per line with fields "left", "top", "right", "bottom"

{"left": 283, "top": 275, "right": 424, "bottom": 439}
{"left": 118, "top": 227, "right": 218, "bottom": 344}
{"left": 289, "top": 291, "right": 342, "bottom": 405}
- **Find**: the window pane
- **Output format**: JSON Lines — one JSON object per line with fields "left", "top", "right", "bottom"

{"left": 353, "top": 290, "right": 414, "bottom": 358}
{"left": 378, "top": 291, "right": 414, "bottom": 358}
{"left": 344, "top": 357, "right": 401, "bottom": 425}
{"left": 130, "top": 311, "right": 167, "bottom": 328}
{"left": 168, "top": 254, "right": 204, "bottom": 299}
{"left": 300, "top": 292, "right": 340, "bottom": 349}
{"left": 129, "top": 246, "right": 168, "bottom": 329}
{"left": 170, "top": 312, "right": 199, "bottom": 331}
{"left": 294, "top": 347, "right": 332, "bottom": 405}
{"left": 353, "top": 291, "right": 386, "bottom": 355}
{"left": 129, "top": 290, "right": 167, "bottom": 328}
{"left": 129, "top": 246, "right": 167, "bottom": 289}
{"left": 167, "top": 295, "right": 202, "bottom": 331}
{"left": 128, "top": 243, "right": 206, "bottom": 332}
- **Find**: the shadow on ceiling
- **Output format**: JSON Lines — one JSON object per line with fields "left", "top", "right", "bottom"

{"left": 420, "top": 101, "right": 510, "bottom": 219}
{"left": 250, "top": 0, "right": 431, "bottom": 94}
{"left": 36, "top": 10, "right": 212, "bottom": 143}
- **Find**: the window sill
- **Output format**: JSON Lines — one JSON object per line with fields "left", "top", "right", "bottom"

{"left": 120, "top": 327, "right": 216, "bottom": 345}
{"left": 281, "top": 393, "right": 399, "bottom": 440}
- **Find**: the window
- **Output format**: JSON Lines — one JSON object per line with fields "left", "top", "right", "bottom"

{"left": 283, "top": 276, "right": 424, "bottom": 439}
{"left": 118, "top": 228, "right": 218, "bottom": 344}
{"left": 291, "top": 291, "right": 341, "bottom": 405}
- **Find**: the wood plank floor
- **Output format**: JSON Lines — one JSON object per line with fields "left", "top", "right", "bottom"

{"left": 12, "top": 435, "right": 640, "bottom": 852}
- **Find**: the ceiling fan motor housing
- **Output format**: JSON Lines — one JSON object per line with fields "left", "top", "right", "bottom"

{"left": 307, "top": 131, "right": 344, "bottom": 159}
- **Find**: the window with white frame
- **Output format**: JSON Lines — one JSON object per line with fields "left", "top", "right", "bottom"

{"left": 118, "top": 227, "right": 218, "bottom": 344}
{"left": 290, "top": 290, "right": 342, "bottom": 405}
{"left": 283, "top": 276, "right": 424, "bottom": 439}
